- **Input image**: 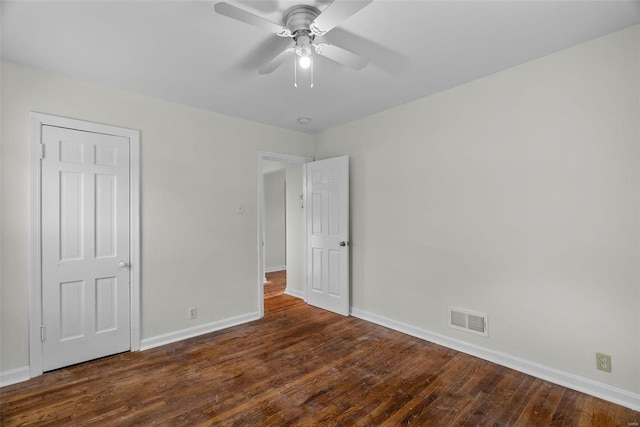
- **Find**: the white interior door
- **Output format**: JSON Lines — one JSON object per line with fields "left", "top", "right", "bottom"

{"left": 41, "top": 125, "right": 131, "bottom": 371}
{"left": 306, "top": 156, "right": 350, "bottom": 316}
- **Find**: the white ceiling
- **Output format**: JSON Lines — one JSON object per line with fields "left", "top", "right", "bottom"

{"left": 2, "top": 1, "right": 640, "bottom": 134}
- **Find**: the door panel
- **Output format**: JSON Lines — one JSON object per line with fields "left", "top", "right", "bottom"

{"left": 96, "top": 276, "right": 118, "bottom": 332}
{"left": 59, "top": 280, "right": 84, "bottom": 340}
{"left": 60, "top": 171, "right": 84, "bottom": 260}
{"left": 306, "top": 156, "right": 349, "bottom": 316}
{"left": 42, "top": 125, "right": 131, "bottom": 371}
{"left": 95, "top": 173, "right": 117, "bottom": 258}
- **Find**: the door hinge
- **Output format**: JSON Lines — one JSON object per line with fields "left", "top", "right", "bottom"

{"left": 40, "top": 325, "right": 46, "bottom": 342}
{"left": 40, "top": 144, "right": 45, "bottom": 160}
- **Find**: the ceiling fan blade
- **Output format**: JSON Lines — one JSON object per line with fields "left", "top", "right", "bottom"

{"left": 324, "top": 27, "right": 409, "bottom": 75}
{"left": 214, "top": 2, "right": 291, "bottom": 37}
{"left": 259, "top": 47, "right": 295, "bottom": 74}
{"left": 310, "top": 0, "right": 372, "bottom": 36}
{"left": 314, "top": 43, "right": 368, "bottom": 70}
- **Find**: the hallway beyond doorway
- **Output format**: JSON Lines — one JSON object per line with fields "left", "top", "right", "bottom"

{"left": 264, "top": 270, "right": 286, "bottom": 303}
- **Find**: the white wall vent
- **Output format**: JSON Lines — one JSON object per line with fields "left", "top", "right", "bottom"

{"left": 448, "top": 307, "right": 488, "bottom": 337}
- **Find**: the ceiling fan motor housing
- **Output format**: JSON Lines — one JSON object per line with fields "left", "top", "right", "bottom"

{"left": 286, "top": 5, "right": 319, "bottom": 58}
{"left": 285, "top": 5, "right": 320, "bottom": 34}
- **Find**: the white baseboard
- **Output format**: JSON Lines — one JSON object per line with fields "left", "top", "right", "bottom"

{"left": 140, "top": 312, "right": 261, "bottom": 351}
{"left": 5, "top": 308, "right": 637, "bottom": 411}
{"left": 350, "top": 308, "right": 640, "bottom": 412}
{"left": 0, "top": 366, "right": 30, "bottom": 387}
{"left": 284, "top": 287, "right": 305, "bottom": 300}
{"left": 265, "top": 266, "right": 286, "bottom": 273}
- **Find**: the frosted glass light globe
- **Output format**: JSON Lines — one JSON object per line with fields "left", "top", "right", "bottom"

{"left": 299, "top": 55, "right": 311, "bottom": 69}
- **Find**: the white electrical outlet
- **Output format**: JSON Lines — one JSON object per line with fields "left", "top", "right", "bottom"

{"left": 188, "top": 307, "right": 197, "bottom": 320}
{"left": 596, "top": 352, "right": 611, "bottom": 373}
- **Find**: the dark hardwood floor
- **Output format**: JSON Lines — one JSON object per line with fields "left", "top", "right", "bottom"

{"left": 264, "top": 270, "right": 287, "bottom": 300}
{"left": 1, "top": 270, "right": 638, "bottom": 425}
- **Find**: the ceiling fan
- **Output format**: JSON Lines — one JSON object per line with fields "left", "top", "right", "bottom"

{"left": 214, "top": 1, "right": 372, "bottom": 78}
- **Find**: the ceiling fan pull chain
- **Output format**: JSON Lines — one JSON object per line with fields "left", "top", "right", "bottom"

{"left": 294, "top": 55, "right": 298, "bottom": 88}
{"left": 310, "top": 56, "right": 314, "bottom": 89}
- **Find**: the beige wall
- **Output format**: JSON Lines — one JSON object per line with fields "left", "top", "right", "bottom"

{"left": 285, "top": 163, "right": 306, "bottom": 296}
{"left": 264, "top": 169, "right": 286, "bottom": 270}
{"left": 0, "top": 62, "right": 314, "bottom": 371}
{"left": 315, "top": 25, "right": 640, "bottom": 394}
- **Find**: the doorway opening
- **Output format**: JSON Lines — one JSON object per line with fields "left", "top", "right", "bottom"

{"left": 257, "top": 152, "right": 313, "bottom": 317}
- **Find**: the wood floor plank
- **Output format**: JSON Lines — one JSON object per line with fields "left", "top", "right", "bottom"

{"left": 492, "top": 373, "right": 540, "bottom": 425}
{"left": 1, "top": 270, "right": 638, "bottom": 425}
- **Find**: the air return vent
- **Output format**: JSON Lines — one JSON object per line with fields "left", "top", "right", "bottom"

{"left": 448, "top": 307, "right": 488, "bottom": 337}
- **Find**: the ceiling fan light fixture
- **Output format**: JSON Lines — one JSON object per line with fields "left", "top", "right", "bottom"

{"left": 297, "top": 117, "right": 312, "bottom": 125}
{"left": 294, "top": 31, "right": 313, "bottom": 71}
{"left": 298, "top": 55, "right": 311, "bottom": 69}
{"left": 295, "top": 33, "right": 312, "bottom": 57}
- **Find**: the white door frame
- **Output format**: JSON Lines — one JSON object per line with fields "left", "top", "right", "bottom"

{"left": 29, "top": 112, "right": 141, "bottom": 377}
{"left": 257, "top": 151, "right": 313, "bottom": 317}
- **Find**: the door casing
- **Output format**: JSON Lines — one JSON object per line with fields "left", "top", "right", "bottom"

{"left": 29, "top": 112, "right": 141, "bottom": 377}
